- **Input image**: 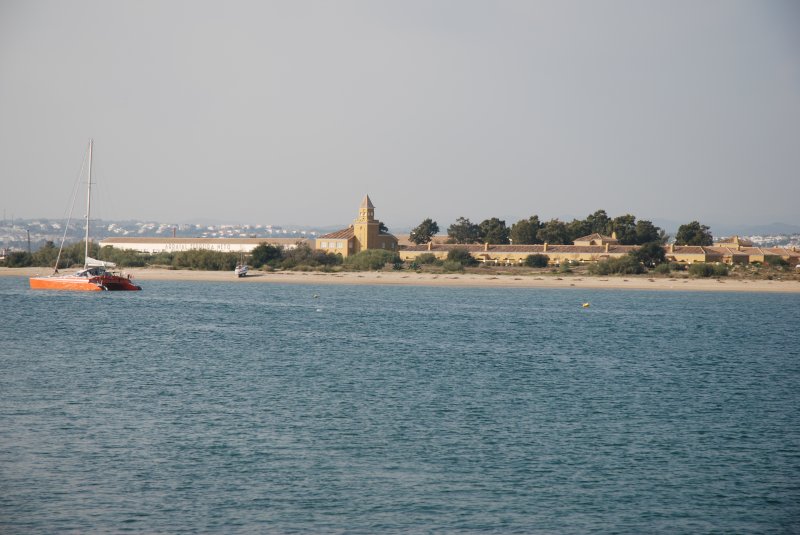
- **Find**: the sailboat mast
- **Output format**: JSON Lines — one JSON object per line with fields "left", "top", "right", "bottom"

{"left": 84, "top": 139, "right": 93, "bottom": 269}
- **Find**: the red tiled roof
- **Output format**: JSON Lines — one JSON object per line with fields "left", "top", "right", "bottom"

{"left": 670, "top": 246, "right": 706, "bottom": 254}
{"left": 762, "top": 247, "right": 799, "bottom": 256}
{"left": 706, "top": 246, "right": 749, "bottom": 257}
{"left": 401, "top": 244, "right": 638, "bottom": 254}
{"left": 573, "top": 233, "right": 617, "bottom": 243}
{"left": 317, "top": 227, "right": 355, "bottom": 240}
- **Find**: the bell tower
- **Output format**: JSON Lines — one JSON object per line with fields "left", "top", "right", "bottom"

{"left": 353, "top": 194, "right": 379, "bottom": 253}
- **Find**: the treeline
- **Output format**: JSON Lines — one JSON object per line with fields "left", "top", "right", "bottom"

{"left": 3, "top": 240, "right": 244, "bottom": 271}
{"left": 2, "top": 241, "right": 399, "bottom": 272}
{"left": 3, "top": 241, "right": 101, "bottom": 269}
{"left": 250, "top": 243, "right": 399, "bottom": 271}
{"left": 407, "top": 246, "right": 732, "bottom": 278}
{"left": 409, "top": 210, "right": 714, "bottom": 246}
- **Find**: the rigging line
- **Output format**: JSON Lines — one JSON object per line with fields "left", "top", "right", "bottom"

{"left": 53, "top": 146, "right": 89, "bottom": 274}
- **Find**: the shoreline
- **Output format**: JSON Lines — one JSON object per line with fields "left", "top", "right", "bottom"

{"left": 2, "top": 267, "right": 799, "bottom": 293}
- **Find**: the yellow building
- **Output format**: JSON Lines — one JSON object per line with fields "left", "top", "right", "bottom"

{"left": 399, "top": 242, "right": 635, "bottom": 265}
{"left": 399, "top": 238, "right": 799, "bottom": 267}
{"left": 315, "top": 195, "right": 399, "bottom": 257}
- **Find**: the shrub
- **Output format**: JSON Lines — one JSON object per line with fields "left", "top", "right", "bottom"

{"left": 150, "top": 251, "right": 175, "bottom": 266}
{"left": 344, "top": 249, "right": 399, "bottom": 270}
{"left": 416, "top": 253, "right": 438, "bottom": 265}
{"left": 653, "top": 263, "right": 671, "bottom": 275}
{"left": 446, "top": 248, "right": 478, "bottom": 266}
{"left": 32, "top": 241, "right": 59, "bottom": 267}
{"left": 279, "top": 243, "right": 342, "bottom": 269}
{"left": 525, "top": 254, "right": 549, "bottom": 268}
{"left": 250, "top": 243, "right": 283, "bottom": 268}
{"left": 441, "top": 260, "right": 464, "bottom": 273}
{"left": 3, "top": 251, "right": 33, "bottom": 267}
{"left": 97, "top": 246, "right": 148, "bottom": 267}
{"left": 172, "top": 249, "right": 239, "bottom": 271}
{"left": 765, "top": 256, "right": 789, "bottom": 268}
{"left": 588, "top": 256, "right": 644, "bottom": 275}
{"left": 687, "top": 262, "right": 729, "bottom": 277}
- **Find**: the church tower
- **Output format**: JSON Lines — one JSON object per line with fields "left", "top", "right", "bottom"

{"left": 353, "top": 194, "right": 379, "bottom": 253}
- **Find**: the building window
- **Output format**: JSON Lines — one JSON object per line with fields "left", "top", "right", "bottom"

{"left": 337, "top": 242, "right": 343, "bottom": 249}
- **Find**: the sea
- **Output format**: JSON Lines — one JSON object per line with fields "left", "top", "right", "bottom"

{"left": 1, "top": 276, "right": 799, "bottom": 533}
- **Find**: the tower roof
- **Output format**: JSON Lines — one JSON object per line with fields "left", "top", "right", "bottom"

{"left": 360, "top": 195, "right": 374, "bottom": 209}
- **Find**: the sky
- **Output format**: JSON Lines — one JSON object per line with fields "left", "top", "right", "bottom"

{"left": 1, "top": 0, "right": 798, "bottom": 231}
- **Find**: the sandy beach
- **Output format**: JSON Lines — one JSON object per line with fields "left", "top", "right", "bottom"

{"left": 3, "top": 266, "right": 799, "bottom": 293}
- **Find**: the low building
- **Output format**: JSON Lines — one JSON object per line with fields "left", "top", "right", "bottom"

{"left": 99, "top": 237, "right": 306, "bottom": 254}
{"left": 399, "top": 241, "right": 638, "bottom": 265}
{"left": 572, "top": 232, "right": 620, "bottom": 246}
{"left": 401, "top": 238, "right": 798, "bottom": 267}
{"left": 315, "top": 195, "right": 398, "bottom": 258}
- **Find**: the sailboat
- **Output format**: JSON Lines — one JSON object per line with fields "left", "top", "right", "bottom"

{"left": 234, "top": 253, "right": 248, "bottom": 277}
{"left": 29, "top": 140, "right": 142, "bottom": 292}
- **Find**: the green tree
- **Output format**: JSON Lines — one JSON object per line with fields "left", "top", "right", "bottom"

{"left": 586, "top": 210, "right": 611, "bottom": 235}
{"left": 538, "top": 219, "right": 569, "bottom": 245}
{"left": 478, "top": 218, "right": 509, "bottom": 244}
{"left": 447, "top": 217, "right": 480, "bottom": 244}
{"left": 409, "top": 218, "right": 440, "bottom": 245}
{"left": 675, "top": 221, "right": 713, "bottom": 246}
{"left": 509, "top": 216, "right": 541, "bottom": 244}
{"left": 634, "top": 220, "right": 665, "bottom": 245}
{"left": 565, "top": 219, "right": 591, "bottom": 242}
{"left": 630, "top": 242, "right": 667, "bottom": 267}
{"left": 610, "top": 214, "right": 638, "bottom": 245}
{"left": 32, "top": 241, "right": 59, "bottom": 267}
{"left": 250, "top": 243, "right": 283, "bottom": 268}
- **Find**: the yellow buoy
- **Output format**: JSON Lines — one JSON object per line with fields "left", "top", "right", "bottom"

{"left": 582, "top": 302, "right": 590, "bottom": 308}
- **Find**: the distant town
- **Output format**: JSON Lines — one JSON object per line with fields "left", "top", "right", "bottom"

{"left": 0, "top": 218, "right": 330, "bottom": 253}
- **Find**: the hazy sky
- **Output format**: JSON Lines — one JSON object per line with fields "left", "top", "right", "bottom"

{"left": 1, "top": 0, "right": 798, "bottom": 230}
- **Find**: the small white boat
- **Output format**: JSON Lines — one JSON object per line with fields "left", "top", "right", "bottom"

{"left": 235, "top": 263, "right": 248, "bottom": 277}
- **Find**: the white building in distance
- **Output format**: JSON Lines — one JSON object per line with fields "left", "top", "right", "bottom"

{"left": 99, "top": 237, "right": 308, "bottom": 254}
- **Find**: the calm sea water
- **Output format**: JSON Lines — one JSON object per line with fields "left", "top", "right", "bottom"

{"left": 1, "top": 276, "right": 798, "bottom": 533}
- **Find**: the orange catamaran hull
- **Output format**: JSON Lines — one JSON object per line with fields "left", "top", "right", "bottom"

{"left": 29, "top": 273, "right": 141, "bottom": 291}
